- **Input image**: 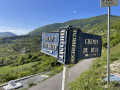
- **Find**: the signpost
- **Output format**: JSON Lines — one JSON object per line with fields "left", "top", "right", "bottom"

{"left": 57, "top": 27, "right": 102, "bottom": 64}
{"left": 77, "top": 33, "right": 102, "bottom": 60}
{"left": 101, "top": 0, "right": 118, "bottom": 7}
{"left": 57, "top": 28, "right": 68, "bottom": 64}
{"left": 41, "top": 32, "right": 59, "bottom": 58}
{"left": 101, "top": 0, "right": 119, "bottom": 86}
{"left": 41, "top": 26, "right": 102, "bottom": 90}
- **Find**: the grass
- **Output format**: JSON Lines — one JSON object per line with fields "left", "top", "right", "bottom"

{"left": 70, "top": 43, "right": 120, "bottom": 90}
{"left": 0, "top": 54, "right": 63, "bottom": 84}
{"left": 0, "top": 62, "right": 38, "bottom": 74}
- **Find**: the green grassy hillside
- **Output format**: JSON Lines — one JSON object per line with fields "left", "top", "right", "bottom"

{"left": 0, "top": 35, "right": 41, "bottom": 66}
{"left": 0, "top": 14, "right": 120, "bottom": 88}
{"left": 0, "top": 52, "right": 63, "bottom": 84}
{"left": 28, "top": 14, "right": 120, "bottom": 35}
{"left": 0, "top": 35, "right": 63, "bottom": 84}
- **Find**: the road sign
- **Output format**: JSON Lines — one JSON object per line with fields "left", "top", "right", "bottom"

{"left": 77, "top": 33, "right": 102, "bottom": 60}
{"left": 66, "top": 27, "right": 82, "bottom": 64}
{"left": 101, "top": 0, "right": 118, "bottom": 7}
{"left": 57, "top": 28, "right": 68, "bottom": 64}
{"left": 58, "top": 26, "right": 102, "bottom": 90}
{"left": 41, "top": 32, "right": 59, "bottom": 57}
{"left": 57, "top": 27, "right": 83, "bottom": 64}
{"left": 57, "top": 27, "right": 102, "bottom": 64}
{"left": 41, "top": 27, "right": 102, "bottom": 64}
{"left": 41, "top": 26, "right": 102, "bottom": 90}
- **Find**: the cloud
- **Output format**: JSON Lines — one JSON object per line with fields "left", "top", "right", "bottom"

{"left": 72, "top": 10, "right": 77, "bottom": 13}
{"left": 0, "top": 26, "right": 32, "bottom": 35}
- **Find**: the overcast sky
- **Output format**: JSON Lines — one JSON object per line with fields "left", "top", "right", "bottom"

{"left": 0, "top": 0, "right": 120, "bottom": 35}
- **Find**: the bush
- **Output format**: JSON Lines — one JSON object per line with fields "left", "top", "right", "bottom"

{"left": 1, "top": 74, "right": 17, "bottom": 82}
{"left": 17, "top": 71, "right": 31, "bottom": 78}
{"left": 102, "top": 32, "right": 120, "bottom": 48}
{"left": 28, "top": 82, "right": 36, "bottom": 87}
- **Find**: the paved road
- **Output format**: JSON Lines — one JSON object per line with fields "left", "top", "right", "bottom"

{"left": 29, "top": 58, "right": 95, "bottom": 90}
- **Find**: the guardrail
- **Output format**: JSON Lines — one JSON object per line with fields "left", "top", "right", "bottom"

{"left": 0, "top": 74, "right": 39, "bottom": 87}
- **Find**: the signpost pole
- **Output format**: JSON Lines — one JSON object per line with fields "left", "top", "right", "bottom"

{"left": 107, "top": 6, "right": 110, "bottom": 86}
{"left": 101, "top": 0, "right": 118, "bottom": 86}
{"left": 62, "top": 65, "right": 68, "bottom": 90}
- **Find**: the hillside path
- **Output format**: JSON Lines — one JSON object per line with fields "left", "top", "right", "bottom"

{"left": 29, "top": 58, "right": 95, "bottom": 90}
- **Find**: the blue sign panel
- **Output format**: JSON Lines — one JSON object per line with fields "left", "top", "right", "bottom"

{"left": 41, "top": 32, "right": 59, "bottom": 57}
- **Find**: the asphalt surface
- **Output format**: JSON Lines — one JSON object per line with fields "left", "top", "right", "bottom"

{"left": 29, "top": 58, "right": 95, "bottom": 90}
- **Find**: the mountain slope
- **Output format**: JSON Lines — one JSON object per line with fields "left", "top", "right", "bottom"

{"left": 0, "top": 32, "right": 17, "bottom": 37}
{"left": 28, "top": 23, "right": 61, "bottom": 35}
{"left": 28, "top": 14, "right": 120, "bottom": 35}
{"left": 0, "top": 35, "right": 41, "bottom": 66}
{"left": 0, "top": 14, "right": 120, "bottom": 85}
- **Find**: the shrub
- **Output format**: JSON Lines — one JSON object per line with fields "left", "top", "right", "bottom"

{"left": 28, "top": 82, "right": 36, "bottom": 87}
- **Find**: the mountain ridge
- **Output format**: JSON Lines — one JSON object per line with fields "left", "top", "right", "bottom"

{"left": 0, "top": 32, "right": 17, "bottom": 37}
{"left": 28, "top": 14, "right": 120, "bottom": 35}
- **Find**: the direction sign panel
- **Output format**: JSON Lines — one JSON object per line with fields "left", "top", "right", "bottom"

{"left": 41, "top": 26, "right": 102, "bottom": 65}
{"left": 57, "top": 28, "right": 68, "bottom": 64}
{"left": 41, "top": 32, "right": 59, "bottom": 57}
{"left": 101, "top": 0, "right": 118, "bottom": 7}
{"left": 57, "top": 27, "right": 83, "bottom": 64}
{"left": 76, "top": 33, "right": 102, "bottom": 60}
{"left": 57, "top": 27, "right": 102, "bottom": 64}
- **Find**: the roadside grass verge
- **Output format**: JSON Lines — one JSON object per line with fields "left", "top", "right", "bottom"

{"left": 70, "top": 43, "right": 120, "bottom": 90}
{"left": 0, "top": 53, "right": 63, "bottom": 84}
{"left": 0, "top": 62, "right": 37, "bottom": 74}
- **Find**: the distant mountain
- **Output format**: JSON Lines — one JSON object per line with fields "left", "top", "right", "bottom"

{"left": 28, "top": 14, "right": 120, "bottom": 35}
{"left": 0, "top": 32, "right": 17, "bottom": 37}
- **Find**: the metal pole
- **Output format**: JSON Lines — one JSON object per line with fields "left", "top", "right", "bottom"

{"left": 62, "top": 65, "right": 68, "bottom": 90}
{"left": 107, "top": 6, "right": 110, "bottom": 86}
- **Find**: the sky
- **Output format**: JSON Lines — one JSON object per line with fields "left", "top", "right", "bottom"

{"left": 0, "top": 0, "right": 120, "bottom": 35}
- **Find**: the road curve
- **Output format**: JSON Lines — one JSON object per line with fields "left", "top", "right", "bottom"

{"left": 29, "top": 58, "right": 95, "bottom": 90}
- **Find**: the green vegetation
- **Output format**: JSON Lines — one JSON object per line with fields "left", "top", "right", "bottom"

{"left": 28, "top": 15, "right": 120, "bottom": 35}
{"left": 0, "top": 62, "right": 37, "bottom": 74}
{"left": 70, "top": 30, "right": 120, "bottom": 89}
{"left": 70, "top": 42, "right": 120, "bottom": 89}
{"left": 0, "top": 14, "right": 120, "bottom": 90}
{"left": 28, "top": 82, "right": 36, "bottom": 87}
{"left": 102, "top": 32, "right": 120, "bottom": 48}
{"left": 0, "top": 52, "right": 62, "bottom": 84}
{"left": 0, "top": 35, "right": 41, "bottom": 66}
{"left": 0, "top": 35, "right": 63, "bottom": 84}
